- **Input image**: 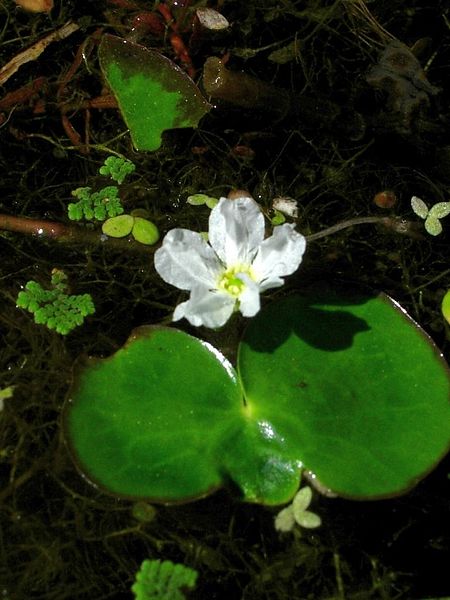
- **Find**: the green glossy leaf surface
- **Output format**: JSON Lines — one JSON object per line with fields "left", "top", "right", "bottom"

{"left": 238, "top": 293, "right": 450, "bottom": 498}
{"left": 64, "top": 293, "right": 450, "bottom": 504}
{"left": 64, "top": 326, "right": 242, "bottom": 501}
{"left": 99, "top": 35, "right": 211, "bottom": 151}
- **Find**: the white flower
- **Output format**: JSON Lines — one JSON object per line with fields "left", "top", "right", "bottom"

{"left": 154, "top": 196, "right": 306, "bottom": 328}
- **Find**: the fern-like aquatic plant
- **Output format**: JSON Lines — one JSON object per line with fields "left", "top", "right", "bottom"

{"left": 99, "top": 155, "right": 135, "bottom": 184}
{"left": 68, "top": 185, "right": 124, "bottom": 221}
{"left": 131, "top": 559, "right": 198, "bottom": 600}
{"left": 16, "top": 269, "right": 95, "bottom": 335}
{"left": 68, "top": 156, "right": 135, "bottom": 222}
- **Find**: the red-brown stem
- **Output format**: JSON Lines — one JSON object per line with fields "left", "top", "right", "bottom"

{"left": 0, "top": 213, "right": 409, "bottom": 254}
{"left": 0, "top": 214, "right": 154, "bottom": 254}
{"left": 0, "top": 214, "right": 72, "bottom": 239}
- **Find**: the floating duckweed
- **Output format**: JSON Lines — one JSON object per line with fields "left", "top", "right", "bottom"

{"left": 132, "top": 217, "right": 160, "bottom": 245}
{"left": 102, "top": 214, "right": 134, "bottom": 238}
{"left": 102, "top": 214, "right": 159, "bottom": 245}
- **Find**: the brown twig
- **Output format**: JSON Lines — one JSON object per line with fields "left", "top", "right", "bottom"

{"left": 0, "top": 214, "right": 155, "bottom": 254}
{"left": 0, "top": 21, "right": 79, "bottom": 86}
{"left": 0, "top": 213, "right": 416, "bottom": 258}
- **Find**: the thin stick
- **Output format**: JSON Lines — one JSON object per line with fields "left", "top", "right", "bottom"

{"left": 305, "top": 216, "right": 391, "bottom": 241}
{"left": 0, "top": 214, "right": 154, "bottom": 255}
{"left": 0, "top": 21, "right": 79, "bottom": 85}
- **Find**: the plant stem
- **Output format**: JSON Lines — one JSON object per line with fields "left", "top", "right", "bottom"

{"left": 0, "top": 213, "right": 413, "bottom": 252}
{"left": 305, "top": 216, "right": 412, "bottom": 241}
{"left": 0, "top": 213, "right": 154, "bottom": 254}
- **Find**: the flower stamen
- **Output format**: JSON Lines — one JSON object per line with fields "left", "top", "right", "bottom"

{"left": 217, "top": 264, "right": 255, "bottom": 297}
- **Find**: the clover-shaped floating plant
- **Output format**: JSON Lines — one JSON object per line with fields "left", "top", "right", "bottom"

{"left": 102, "top": 211, "right": 159, "bottom": 245}
{"left": 411, "top": 195, "right": 450, "bottom": 235}
{"left": 274, "top": 485, "right": 322, "bottom": 533}
{"left": 99, "top": 35, "right": 211, "bottom": 151}
{"left": 63, "top": 290, "right": 450, "bottom": 505}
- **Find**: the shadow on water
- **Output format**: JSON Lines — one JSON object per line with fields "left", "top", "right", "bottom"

{"left": 242, "top": 286, "right": 372, "bottom": 354}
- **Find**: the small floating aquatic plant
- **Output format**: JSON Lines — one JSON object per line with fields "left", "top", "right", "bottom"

{"left": 68, "top": 156, "right": 134, "bottom": 222}
{"left": 102, "top": 213, "right": 159, "bottom": 246}
{"left": 131, "top": 559, "right": 198, "bottom": 600}
{"left": 17, "top": 269, "right": 95, "bottom": 335}
{"left": 411, "top": 195, "right": 450, "bottom": 236}
{"left": 274, "top": 485, "right": 322, "bottom": 533}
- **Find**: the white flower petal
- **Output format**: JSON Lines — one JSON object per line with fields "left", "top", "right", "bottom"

{"left": 173, "top": 286, "right": 236, "bottom": 328}
{"left": 154, "top": 229, "right": 221, "bottom": 291}
{"left": 237, "top": 275, "right": 261, "bottom": 317}
{"left": 252, "top": 224, "right": 306, "bottom": 286}
{"left": 208, "top": 197, "right": 265, "bottom": 265}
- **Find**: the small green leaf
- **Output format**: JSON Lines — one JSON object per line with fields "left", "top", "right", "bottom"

{"left": 270, "top": 209, "right": 286, "bottom": 225}
{"left": 99, "top": 35, "right": 211, "bottom": 152}
{"left": 205, "top": 196, "right": 219, "bottom": 209}
{"left": 424, "top": 215, "right": 443, "bottom": 236}
{"left": 292, "top": 485, "right": 312, "bottom": 513}
{"left": 429, "top": 201, "right": 450, "bottom": 219}
{"left": 442, "top": 290, "right": 450, "bottom": 325}
{"left": 411, "top": 196, "right": 429, "bottom": 219}
{"left": 187, "top": 194, "right": 219, "bottom": 209}
{"left": 131, "top": 217, "right": 160, "bottom": 245}
{"left": 296, "top": 510, "right": 322, "bottom": 529}
{"left": 187, "top": 194, "right": 208, "bottom": 206}
{"left": 102, "top": 214, "right": 134, "bottom": 238}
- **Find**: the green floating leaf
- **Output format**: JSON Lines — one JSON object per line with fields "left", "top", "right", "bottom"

{"left": 425, "top": 215, "right": 442, "bottom": 236}
{"left": 442, "top": 290, "right": 450, "bottom": 325}
{"left": 99, "top": 35, "right": 211, "bottom": 151}
{"left": 429, "top": 201, "right": 450, "bottom": 219}
{"left": 185, "top": 193, "right": 218, "bottom": 209}
{"left": 411, "top": 195, "right": 429, "bottom": 219}
{"left": 64, "top": 293, "right": 450, "bottom": 504}
{"left": 238, "top": 293, "right": 450, "bottom": 498}
{"left": 64, "top": 326, "right": 243, "bottom": 502}
{"left": 132, "top": 217, "right": 159, "bottom": 245}
{"left": 102, "top": 214, "right": 134, "bottom": 237}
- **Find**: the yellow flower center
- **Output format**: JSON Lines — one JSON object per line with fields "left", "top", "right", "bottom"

{"left": 217, "top": 264, "right": 256, "bottom": 297}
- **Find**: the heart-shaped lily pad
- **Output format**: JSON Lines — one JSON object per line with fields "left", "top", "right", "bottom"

{"left": 63, "top": 292, "right": 450, "bottom": 504}
{"left": 98, "top": 35, "right": 211, "bottom": 151}
{"left": 64, "top": 326, "right": 242, "bottom": 501}
{"left": 238, "top": 292, "right": 450, "bottom": 498}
